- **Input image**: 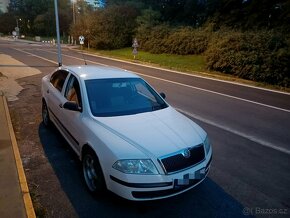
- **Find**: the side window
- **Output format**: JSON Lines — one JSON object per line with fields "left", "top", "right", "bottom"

{"left": 65, "top": 75, "right": 82, "bottom": 108}
{"left": 50, "top": 70, "right": 68, "bottom": 92}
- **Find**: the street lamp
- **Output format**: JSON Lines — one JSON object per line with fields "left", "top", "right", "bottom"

{"left": 15, "top": 18, "right": 21, "bottom": 37}
{"left": 54, "top": 0, "right": 62, "bottom": 66}
{"left": 72, "top": 0, "right": 76, "bottom": 25}
{"left": 16, "top": 18, "right": 21, "bottom": 28}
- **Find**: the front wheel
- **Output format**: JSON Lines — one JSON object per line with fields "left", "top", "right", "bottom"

{"left": 82, "top": 150, "right": 106, "bottom": 194}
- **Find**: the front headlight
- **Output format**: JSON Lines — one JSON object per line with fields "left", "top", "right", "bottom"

{"left": 204, "top": 136, "right": 211, "bottom": 154}
{"left": 112, "top": 159, "right": 159, "bottom": 175}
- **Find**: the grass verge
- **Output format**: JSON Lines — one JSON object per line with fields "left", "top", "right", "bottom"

{"left": 83, "top": 47, "right": 290, "bottom": 93}
{"left": 91, "top": 47, "right": 206, "bottom": 72}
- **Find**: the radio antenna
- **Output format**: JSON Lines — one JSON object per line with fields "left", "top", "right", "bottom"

{"left": 82, "top": 46, "right": 87, "bottom": 65}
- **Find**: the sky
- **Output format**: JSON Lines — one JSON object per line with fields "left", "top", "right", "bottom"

{"left": 0, "top": 0, "right": 9, "bottom": 13}
{"left": 84, "top": 0, "right": 105, "bottom": 8}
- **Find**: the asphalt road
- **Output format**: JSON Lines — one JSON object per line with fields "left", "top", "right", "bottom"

{"left": 1, "top": 39, "right": 290, "bottom": 218}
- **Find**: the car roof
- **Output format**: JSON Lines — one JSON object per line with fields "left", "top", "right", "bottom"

{"left": 62, "top": 65, "right": 140, "bottom": 80}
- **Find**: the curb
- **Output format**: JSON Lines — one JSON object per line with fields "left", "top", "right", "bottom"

{"left": 69, "top": 47, "right": 290, "bottom": 95}
{"left": 2, "top": 95, "right": 36, "bottom": 218}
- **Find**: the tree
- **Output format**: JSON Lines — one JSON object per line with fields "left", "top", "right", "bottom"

{"left": 135, "top": 8, "right": 161, "bottom": 46}
{"left": 70, "top": 12, "right": 92, "bottom": 45}
{"left": 8, "top": 0, "right": 23, "bottom": 14}
{"left": 0, "top": 13, "right": 16, "bottom": 34}
{"left": 88, "top": 5, "right": 139, "bottom": 49}
{"left": 4, "top": 0, "right": 72, "bottom": 36}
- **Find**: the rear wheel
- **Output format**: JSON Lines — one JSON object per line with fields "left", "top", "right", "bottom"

{"left": 82, "top": 150, "right": 106, "bottom": 194}
{"left": 42, "top": 100, "right": 50, "bottom": 127}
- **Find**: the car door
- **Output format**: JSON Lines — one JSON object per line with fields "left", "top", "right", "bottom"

{"left": 60, "top": 74, "right": 84, "bottom": 154}
{"left": 46, "top": 70, "right": 69, "bottom": 125}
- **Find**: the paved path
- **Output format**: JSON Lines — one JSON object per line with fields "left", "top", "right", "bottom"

{"left": 0, "top": 93, "right": 35, "bottom": 218}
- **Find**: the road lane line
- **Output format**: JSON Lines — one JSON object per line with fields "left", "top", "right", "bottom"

{"left": 23, "top": 48, "right": 290, "bottom": 113}
{"left": 136, "top": 73, "right": 290, "bottom": 113}
{"left": 176, "top": 108, "right": 290, "bottom": 156}
{"left": 9, "top": 44, "right": 290, "bottom": 96}
{"left": 66, "top": 48, "right": 290, "bottom": 95}
{"left": 13, "top": 48, "right": 58, "bottom": 65}
{"left": 36, "top": 49, "right": 109, "bottom": 67}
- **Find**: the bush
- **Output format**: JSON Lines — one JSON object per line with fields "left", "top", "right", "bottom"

{"left": 136, "top": 25, "right": 211, "bottom": 55}
{"left": 89, "top": 5, "right": 139, "bottom": 49}
{"left": 0, "top": 13, "right": 15, "bottom": 34}
{"left": 166, "top": 27, "right": 210, "bottom": 55}
{"left": 205, "top": 30, "right": 290, "bottom": 87}
{"left": 139, "top": 24, "right": 171, "bottom": 54}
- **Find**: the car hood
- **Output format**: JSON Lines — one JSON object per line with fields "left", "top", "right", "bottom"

{"left": 94, "top": 107, "right": 206, "bottom": 158}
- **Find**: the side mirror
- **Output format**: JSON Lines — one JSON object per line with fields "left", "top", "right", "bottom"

{"left": 160, "top": 92, "right": 166, "bottom": 99}
{"left": 63, "top": 101, "right": 81, "bottom": 112}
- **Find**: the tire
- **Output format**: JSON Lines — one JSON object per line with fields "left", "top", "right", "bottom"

{"left": 82, "top": 150, "right": 106, "bottom": 194}
{"left": 42, "top": 100, "right": 51, "bottom": 127}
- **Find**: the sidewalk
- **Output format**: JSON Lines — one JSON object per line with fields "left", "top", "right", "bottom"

{"left": 0, "top": 93, "right": 35, "bottom": 218}
{"left": 0, "top": 36, "right": 79, "bottom": 48}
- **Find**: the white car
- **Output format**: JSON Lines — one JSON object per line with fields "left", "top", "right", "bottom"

{"left": 41, "top": 65, "right": 212, "bottom": 200}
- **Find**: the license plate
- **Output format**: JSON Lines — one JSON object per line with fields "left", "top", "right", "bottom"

{"left": 195, "top": 168, "right": 206, "bottom": 180}
{"left": 174, "top": 168, "right": 206, "bottom": 188}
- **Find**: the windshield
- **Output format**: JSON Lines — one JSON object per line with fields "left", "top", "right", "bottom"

{"left": 85, "top": 78, "right": 168, "bottom": 117}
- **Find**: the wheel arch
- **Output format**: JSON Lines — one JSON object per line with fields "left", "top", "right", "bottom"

{"left": 81, "top": 143, "right": 108, "bottom": 189}
{"left": 81, "top": 143, "right": 98, "bottom": 161}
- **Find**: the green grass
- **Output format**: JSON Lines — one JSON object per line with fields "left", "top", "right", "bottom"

{"left": 86, "top": 47, "right": 262, "bottom": 84}
{"left": 81, "top": 47, "right": 290, "bottom": 92}
{"left": 88, "top": 47, "right": 206, "bottom": 72}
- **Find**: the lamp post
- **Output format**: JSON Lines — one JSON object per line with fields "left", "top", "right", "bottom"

{"left": 72, "top": 0, "right": 76, "bottom": 25}
{"left": 71, "top": 0, "right": 76, "bottom": 45}
{"left": 15, "top": 18, "right": 21, "bottom": 37}
{"left": 54, "top": 0, "right": 62, "bottom": 66}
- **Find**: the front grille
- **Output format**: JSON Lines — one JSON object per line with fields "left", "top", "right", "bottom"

{"left": 159, "top": 144, "right": 205, "bottom": 174}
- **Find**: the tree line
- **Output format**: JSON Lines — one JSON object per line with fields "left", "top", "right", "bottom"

{"left": 69, "top": 0, "right": 290, "bottom": 87}
{"left": 0, "top": 0, "right": 289, "bottom": 87}
{"left": 1, "top": 0, "right": 289, "bottom": 38}
{"left": 0, "top": 0, "right": 72, "bottom": 36}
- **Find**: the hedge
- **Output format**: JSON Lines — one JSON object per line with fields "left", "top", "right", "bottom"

{"left": 137, "top": 26, "right": 211, "bottom": 55}
{"left": 205, "top": 30, "right": 290, "bottom": 87}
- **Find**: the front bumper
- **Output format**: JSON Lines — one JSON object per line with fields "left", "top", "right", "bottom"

{"left": 107, "top": 151, "right": 212, "bottom": 200}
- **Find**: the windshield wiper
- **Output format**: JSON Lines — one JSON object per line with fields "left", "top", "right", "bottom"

{"left": 152, "top": 105, "right": 162, "bottom": 111}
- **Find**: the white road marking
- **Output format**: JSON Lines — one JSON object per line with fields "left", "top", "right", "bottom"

{"left": 37, "top": 49, "right": 109, "bottom": 67}
{"left": 136, "top": 72, "right": 290, "bottom": 113}
{"left": 67, "top": 48, "right": 290, "bottom": 96}
{"left": 36, "top": 49, "right": 290, "bottom": 113}
{"left": 176, "top": 108, "right": 290, "bottom": 155}
{"left": 14, "top": 48, "right": 58, "bottom": 65}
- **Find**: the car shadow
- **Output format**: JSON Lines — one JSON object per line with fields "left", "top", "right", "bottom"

{"left": 39, "top": 123, "right": 249, "bottom": 218}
